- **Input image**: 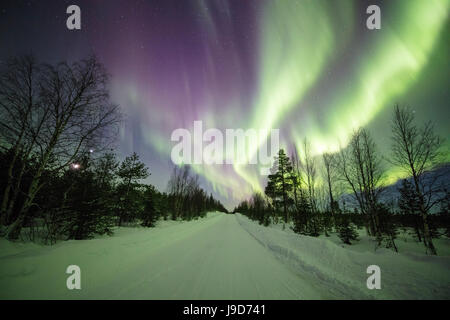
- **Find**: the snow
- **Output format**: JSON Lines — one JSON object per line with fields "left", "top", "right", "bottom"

{"left": 0, "top": 212, "right": 449, "bottom": 299}
{"left": 235, "top": 214, "right": 450, "bottom": 299}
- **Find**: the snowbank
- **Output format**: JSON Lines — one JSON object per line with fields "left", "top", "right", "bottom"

{"left": 0, "top": 211, "right": 224, "bottom": 299}
{"left": 235, "top": 213, "right": 450, "bottom": 299}
{"left": 1, "top": 211, "right": 448, "bottom": 299}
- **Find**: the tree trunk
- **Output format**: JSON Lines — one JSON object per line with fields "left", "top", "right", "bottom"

{"left": 6, "top": 214, "right": 26, "bottom": 240}
{"left": 411, "top": 173, "right": 437, "bottom": 255}
{"left": 420, "top": 208, "right": 436, "bottom": 255}
{"left": 6, "top": 170, "right": 42, "bottom": 240}
{"left": 0, "top": 159, "right": 17, "bottom": 223}
{"left": 0, "top": 184, "right": 12, "bottom": 224}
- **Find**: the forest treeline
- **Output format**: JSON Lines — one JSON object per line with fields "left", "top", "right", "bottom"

{"left": 0, "top": 55, "right": 226, "bottom": 243}
{"left": 235, "top": 107, "right": 450, "bottom": 255}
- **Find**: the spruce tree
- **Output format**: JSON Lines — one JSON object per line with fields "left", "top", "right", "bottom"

{"left": 141, "top": 185, "right": 158, "bottom": 227}
{"left": 338, "top": 214, "right": 359, "bottom": 245}
{"left": 292, "top": 190, "right": 310, "bottom": 235}
{"left": 265, "top": 149, "right": 293, "bottom": 223}
{"left": 116, "top": 152, "right": 150, "bottom": 226}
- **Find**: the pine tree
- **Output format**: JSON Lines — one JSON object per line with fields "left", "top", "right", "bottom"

{"left": 116, "top": 152, "right": 150, "bottom": 226}
{"left": 265, "top": 149, "right": 293, "bottom": 223}
{"left": 375, "top": 204, "right": 398, "bottom": 252}
{"left": 292, "top": 190, "right": 310, "bottom": 235}
{"left": 141, "top": 185, "right": 158, "bottom": 227}
{"left": 338, "top": 214, "right": 359, "bottom": 245}
{"left": 63, "top": 155, "right": 115, "bottom": 240}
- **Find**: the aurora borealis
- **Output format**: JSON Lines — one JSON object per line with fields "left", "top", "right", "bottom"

{"left": 1, "top": 0, "right": 449, "bottom": 210}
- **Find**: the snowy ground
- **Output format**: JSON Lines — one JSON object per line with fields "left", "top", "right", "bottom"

{"left": 257, "top": 217, "right": 450, "bottom": 257}
{"left": 236, "top": 214, "right": 450, "bottom": 299}
{"left": 0, "top": 212, "right": 449, "bottom": 299}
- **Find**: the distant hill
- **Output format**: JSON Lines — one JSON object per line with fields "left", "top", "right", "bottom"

{"left": 339, "top": 163, "right": 450, "bottom": 213}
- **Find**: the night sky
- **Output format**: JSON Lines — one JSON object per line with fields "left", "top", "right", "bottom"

{"left": 1, "top": 0, "right": 449, "bottom": 210}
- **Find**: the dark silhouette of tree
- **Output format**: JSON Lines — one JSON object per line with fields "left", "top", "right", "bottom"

{"left": 337, "top": 215, "right": 359, "bottom": 245}
{"left": 322, "top": 152, "right": 339, "bottom": 216}
{"left": 0, "top": 55, "right": 121, "bottom": 239}
{"left": 141, "top": 185, "right": 159, "bottom": 227}
{"left": 0, "top": 56, "right": 42, "bottom": 225}
{"left": 391, "top": 105, "right": 443, "bottom": 255}
{"left": 167, "top": 165, "right": 226, "bottom": 221}
{"left": 292, "top": 190, "right": 311, "bottom": 235}
{"left": 303, "top": 139, "right": 318, "bottom": 215}
{"left": 116, "top": 152, "right": 150, "bottom": 226}
{"left": 398, "top": 179, "right": 423, "bottom": 242}
{"left": 336, "top": 128, "right": 384, "bottom": 239}
{"left": 265, "top": 149, "right": 293, "bottom": 224}
{"left": 0, "top": 56, "right": 227, "bottom": 243}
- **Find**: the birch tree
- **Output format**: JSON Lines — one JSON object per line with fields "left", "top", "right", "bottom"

{"left": 391, "top": 105, "right": 443, "bottom": 255}
{"left": 2, "top": 55, "right": 121, "bottom": 239}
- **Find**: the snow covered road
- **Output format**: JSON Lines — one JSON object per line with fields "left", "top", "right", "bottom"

{"left": 0, "top": 212, "right": 324, "bottom": 299}
{"left": 1, "top": 212, "right": 449, "bottom": 299}
{"left": 86, "top": 212, "right": 329, "bottom": 299}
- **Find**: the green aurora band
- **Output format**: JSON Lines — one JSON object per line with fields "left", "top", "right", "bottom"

{"left": 113, "top": 0, "right": 449, "bottom": 208}
{"left": 230, "top": 0, "right": 449, "bottom": 199}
